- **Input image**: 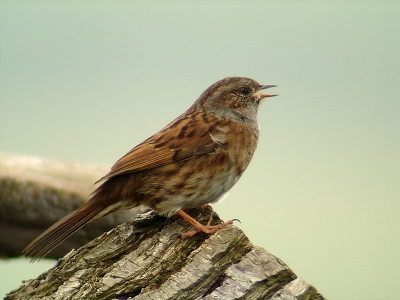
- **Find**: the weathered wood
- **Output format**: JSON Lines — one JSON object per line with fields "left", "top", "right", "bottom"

{"left": 1, "top": 154, "right": 326, "bottom": 299}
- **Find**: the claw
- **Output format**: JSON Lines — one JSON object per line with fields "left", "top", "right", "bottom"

{"left": 177, "top": 209, "right": 234, "bottom": 239}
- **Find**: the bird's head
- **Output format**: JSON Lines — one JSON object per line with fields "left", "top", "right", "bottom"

{"left": 191, "top": 77, "right": 277, "bottom": 122}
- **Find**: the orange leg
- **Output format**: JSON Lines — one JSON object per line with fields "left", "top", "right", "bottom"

{"left": 171, "top": 204, "right": 212, "bottom": 221}
{"left": 176, "top": 209, "right": 234, "bottom": 238}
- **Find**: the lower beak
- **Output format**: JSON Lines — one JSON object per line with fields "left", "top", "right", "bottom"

{"left": 253, "top": 84, "right": 278, "bottom": 100}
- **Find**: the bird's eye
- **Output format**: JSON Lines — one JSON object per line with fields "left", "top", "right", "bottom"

{"left": 237, "top": 87, "right": 250, "bottom": 95}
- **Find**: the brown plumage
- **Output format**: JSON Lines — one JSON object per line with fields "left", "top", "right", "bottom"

{"left": 23, "top": 76, "right": 277, "bottom": 260}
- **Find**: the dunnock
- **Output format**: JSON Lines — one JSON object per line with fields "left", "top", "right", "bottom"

{"left": 23, "top": 76, "right": 277, "bottom": 260}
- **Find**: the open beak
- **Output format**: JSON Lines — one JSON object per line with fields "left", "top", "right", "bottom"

{"left": 253, "top": 84, "right": 278, "bottom": 101}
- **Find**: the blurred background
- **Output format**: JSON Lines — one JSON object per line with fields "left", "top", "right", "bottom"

{"left": 1, "top": 1, "right": 399, "bottom": 299}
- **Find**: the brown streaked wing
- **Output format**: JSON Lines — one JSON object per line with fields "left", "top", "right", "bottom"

{"left": 96, "top": 113, "right": 222, "bottom": 182}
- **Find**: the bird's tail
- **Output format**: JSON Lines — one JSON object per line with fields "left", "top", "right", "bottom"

{"left": 22, "top": 195, "right": 112, "bottom": 262}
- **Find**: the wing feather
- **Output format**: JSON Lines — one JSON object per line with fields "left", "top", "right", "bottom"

{"left": 97, "top": 114, "right": 225, "bottom": 183}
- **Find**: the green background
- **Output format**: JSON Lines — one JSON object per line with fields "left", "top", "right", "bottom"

{"left": 1, "top": 1, "right": 399, "bottom": 299}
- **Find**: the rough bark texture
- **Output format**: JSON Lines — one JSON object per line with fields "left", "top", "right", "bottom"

{"left": 1, "top": 153, "right": 326, "bottom": 299}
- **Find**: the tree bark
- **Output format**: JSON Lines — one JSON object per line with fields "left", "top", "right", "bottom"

{"left": 1, "top": 153, "right": 326, "bottom": 299}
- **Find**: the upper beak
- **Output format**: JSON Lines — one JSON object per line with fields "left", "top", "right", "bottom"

{"left": 253, "top": 84, "right": 278, "bottom": 100}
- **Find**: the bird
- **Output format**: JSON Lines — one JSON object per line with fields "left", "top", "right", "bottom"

{"left": 22, "top": 76, "right": 277, "bottom": 261}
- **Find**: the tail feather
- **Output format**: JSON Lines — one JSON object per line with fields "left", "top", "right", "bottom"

{"left": 23, "top": 201, "right": 106, "bottom": 262}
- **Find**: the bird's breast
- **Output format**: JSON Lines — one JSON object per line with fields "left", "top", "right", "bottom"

{"left": 146, "top": 122, "right": 259, "bottom": 216}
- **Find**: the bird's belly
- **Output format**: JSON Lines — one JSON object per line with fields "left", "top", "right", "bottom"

{"left": 151, "top": 166, "right": 241, "bottom": 216}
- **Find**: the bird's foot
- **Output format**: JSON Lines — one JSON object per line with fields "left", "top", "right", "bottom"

{"left": 176, "top": 209, "right": 234, "bottom": 238}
